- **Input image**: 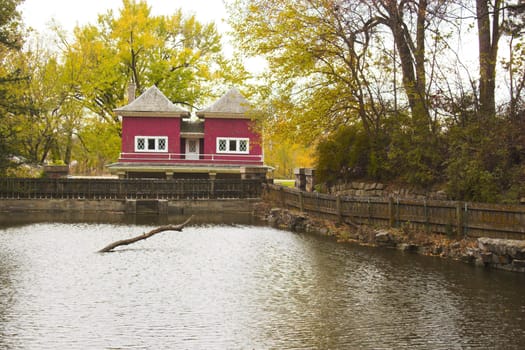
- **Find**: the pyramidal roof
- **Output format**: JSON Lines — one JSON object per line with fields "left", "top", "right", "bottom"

{"left": 115, "top": 85, "right": 189, "bottom": 116}
{"left": 197, "top": 88, "right": 251, "bottom": 118}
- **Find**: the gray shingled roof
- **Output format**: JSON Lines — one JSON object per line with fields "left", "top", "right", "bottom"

{"left": 115, "top": 85, "right": 189, "bottom": 114}
{"left": 198, "top": 88, "right": 250, "bottom": 115}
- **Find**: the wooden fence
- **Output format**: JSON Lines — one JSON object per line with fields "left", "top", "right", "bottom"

{"left": 0, "top": 178, "right": 263, "bottom": 200}
{"left": 263, "top": 184, "right": 525, "bottom": 239}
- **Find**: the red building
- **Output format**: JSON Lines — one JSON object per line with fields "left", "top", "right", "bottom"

{"left": 108, "top": 86, "right": 268, "bottom": 179}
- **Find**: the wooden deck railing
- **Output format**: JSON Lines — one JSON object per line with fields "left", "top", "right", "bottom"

{"left": 263, "top": 184, "right": 525, "bottom": 239}
{"left": 0, "top": 178, "right": 263, "bottom": 200}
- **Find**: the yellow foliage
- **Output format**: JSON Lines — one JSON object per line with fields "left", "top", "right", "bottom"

{"left": 264, "top": 135, "right": 315, "bottom": 178}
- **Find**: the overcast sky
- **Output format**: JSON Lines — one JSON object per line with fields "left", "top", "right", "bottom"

{"left": 18, "top": 0, "right": 267, "bottom": 71}
{"left": 20, "top": 0, "right": 230, "bottom": 41}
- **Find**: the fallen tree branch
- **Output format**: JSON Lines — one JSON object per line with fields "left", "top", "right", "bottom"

{"left": 98, "top": 216, "right": 193, "bottom": 253}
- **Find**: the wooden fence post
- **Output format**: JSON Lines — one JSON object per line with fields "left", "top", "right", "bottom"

{"left": 336, "top": 195, "right": 342, "bottom": 223}
{"left": 456, "top": 201, "right": 464, "bottom": 236}
{"left": 388, "top": 197, "right": 395, "bottom": 228}
{"left": 424, "top": 200, "right": 429, "bottom": 232}
{"left": 463, "top": 202, "right": 468, "bottom": 236}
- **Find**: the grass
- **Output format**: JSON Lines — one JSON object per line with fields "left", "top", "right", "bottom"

{"left": 274, "top": 179, "right": 295, "bottom": 188}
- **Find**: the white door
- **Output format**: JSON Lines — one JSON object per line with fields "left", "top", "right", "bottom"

{"left": 186, "top": 139, "right": 200, "bottom": 160}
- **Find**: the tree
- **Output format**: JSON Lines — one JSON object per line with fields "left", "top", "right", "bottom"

{"left": 3, "top": 36, "right": 84, "bottom": 165}
{"left": 229, "top": 0, "right": 457, "bottom": 186}
{"left": 316, "top": 126, "right": 372, "bottom": 186}
{"left": 0, "top": 0, "right": 24, "bottom": 175}
{"left": 265, "top": 137, "right": 314, "bottom": 179}
{"left": 476, "top": 0, "right": 503, "bottom": 118}
{"left": 0, "top": 0, "right": 23, "bottom": 49}
{"left": 502, "top": 1, "right": 525, "bottom": 119}
{"left": 62, "top": 0, "right": 245, "bottom": 128}
{"left": 72, "top": 118, "right": 121, "bottom": 175}
{"left": 229, "top": 1, "right": 389, "bottom": 143}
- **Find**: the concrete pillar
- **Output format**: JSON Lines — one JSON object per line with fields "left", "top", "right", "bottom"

{"left": 294, "top": 168, "right": 306, "bottom": 191}
{"left": 165, "top": 171, "right": 174, "bottom": 179}
{"left": 305, "top": 168, "right": 316, "bottom": 192}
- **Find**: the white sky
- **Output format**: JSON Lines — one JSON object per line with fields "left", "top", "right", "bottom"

{"left": 20, "top": 0, "right": 230, "bottom": 33}
{"left": 19, "top": 0, "right": 268, "bottom": 73}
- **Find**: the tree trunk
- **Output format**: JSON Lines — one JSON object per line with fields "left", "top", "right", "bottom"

{"left": 98, "top": 216, "right": 193, "bottom": 253}
{"left": 477, "top": 0, "right": 501, "bottom": 118}
{"left": 386, "top": 0, "right": 430, "bottom": 127}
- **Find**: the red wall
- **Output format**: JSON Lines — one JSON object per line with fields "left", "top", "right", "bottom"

{"left": 121, "top": 117, "right": 180, "bottom": 154}
{"left": 120, "top": 116, "right": 262, "bottom": 165}
{"left": 203, "top": 118, "right": 262, "bottom": 158}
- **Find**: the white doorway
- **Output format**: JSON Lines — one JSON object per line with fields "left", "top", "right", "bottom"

{"left": 185, "top": 139, "right": 200, "bottom": 160}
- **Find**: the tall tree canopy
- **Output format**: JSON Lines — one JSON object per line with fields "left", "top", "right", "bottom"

{"left": 229, "top": 0, "right": 525, "bottom": 201}
{"left": 229, "top": 0, "right": 455, "bottom": 184}
{"left": 0, "top": 0, "right": 24, "bottom": 175}
{"left": 62, "top": 0, "right": 245, "bottom": 127}
{"left": 0, "top": 0, "right": 23, "bottom": 49}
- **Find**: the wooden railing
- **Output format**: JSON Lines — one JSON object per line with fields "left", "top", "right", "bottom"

{"left": 118, "top": 152, "right": 264, "bottom": 164}
{"left": 263, "top": 184, "right": 525, "bottom": 239}
{"left": 0, "top": 178, "right": 263, "bottom": 200}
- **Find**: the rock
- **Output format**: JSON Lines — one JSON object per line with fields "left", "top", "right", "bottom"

{"left": 432, "top": 246, "right": 443, "bottom": 255}
{"left": 512, "top": 259, "right": 525, "bottom": 268}
{"left": 289, "top": 214, "right": 308, "bottom": 231}
{"left": 478, "top": 238, "right": 525, "bottom": 261}
{"left": 435, "top": 190, "right": 447, "bottom": 200}
{"left": 474, "top": 257, "right": 486, "bottom": 267}
{"left": 364, "top": 183, "right": 371, "bottom": 190}
{"left": 398, "top": 243, "right": 419, "bottom": 252}
{"left": 371, "top": 190, "right": 383, "bottom": 197}
{"left": 461, "top": 252, "right": 475, "bottom": 263}
{"left": 495, "top": 254, "right": 511, "bottom": 265}
{"left": 480, "top": 252, "right": 493, "bottom": 264}
{"left": 375, "top": 230, "right": 396, "bottom": 247}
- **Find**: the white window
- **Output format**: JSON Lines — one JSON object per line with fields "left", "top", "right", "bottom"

{"left": 135, "top": 136, "right": 168, "bottom": 152}
{"left": 216, "top": 137, "right": 249, "bottom": 154}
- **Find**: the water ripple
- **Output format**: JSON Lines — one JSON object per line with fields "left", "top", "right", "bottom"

{"left": 0, "top": 223, "right": 524, "bottom": 349}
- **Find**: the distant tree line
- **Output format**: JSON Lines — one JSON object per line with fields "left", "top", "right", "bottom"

{"left": 229, "top": 0, "right": 525, "bottom": 203}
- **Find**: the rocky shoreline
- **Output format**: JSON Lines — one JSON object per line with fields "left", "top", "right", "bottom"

{"left": 255, "top": 204, "right": 525, "bottom": 273}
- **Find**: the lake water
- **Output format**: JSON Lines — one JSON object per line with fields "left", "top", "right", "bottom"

{"left": 0, "top": 214, "right": 524, "bottom": 349}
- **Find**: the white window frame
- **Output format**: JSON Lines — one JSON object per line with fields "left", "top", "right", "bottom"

{"left": 216, "top": 137, "right": 249, "bottom": 154}
{"left": 135, "top": 136, "right": 168, "bottom": 152}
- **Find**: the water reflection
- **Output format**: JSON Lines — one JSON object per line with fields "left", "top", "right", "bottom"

{"left": 0, "top": 248, "right": 17, "bottom": 350}
{"left": 0, "top": 217, "right": 523, "bottom": 348}
{"left": 0, "top": 211, "right": 262, "bottom": 228}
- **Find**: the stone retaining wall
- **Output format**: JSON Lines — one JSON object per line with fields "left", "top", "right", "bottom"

{"left": 329, "top": 181, "right": 448, "bottom": 201}
{"left": 0, "top": 198, "right": 260, "bottom": 215}
{"left": 257, "top": 205, "right": 525, "bottom": 273}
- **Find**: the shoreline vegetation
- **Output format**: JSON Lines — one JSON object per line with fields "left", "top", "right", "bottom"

{"left": 254, "top": 203, "right": 525, "bottom": 273}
